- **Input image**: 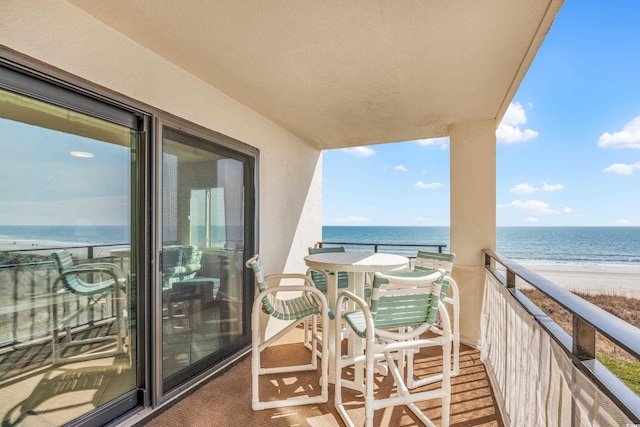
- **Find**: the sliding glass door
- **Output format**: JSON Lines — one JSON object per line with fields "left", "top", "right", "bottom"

{"left": 0, "top": 61, "right": 257, "bottom": 424}
{"left": 0, "top": 77, "right": 141, "bottom": 425}
{"left": 160, "top": 125, "right": 253, "bottom": 393}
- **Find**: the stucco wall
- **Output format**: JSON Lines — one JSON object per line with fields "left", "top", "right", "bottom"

{"left": 449, "top": 119, "right": 497, "bottom": 346}
{"left": 0, "top": 0, "right": 322, "bottom": 274}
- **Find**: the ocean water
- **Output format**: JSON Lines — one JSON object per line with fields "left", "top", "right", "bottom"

{"left": 1, "top": 225, "right": 638, "bottom": 266}
{"left": 323, "top": 226, "right": 640, "bottom": 265}
{"left": 0, "top": 225, "right": 130, "bottom": 246}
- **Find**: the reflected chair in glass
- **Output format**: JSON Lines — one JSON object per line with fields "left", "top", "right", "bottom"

{"left": 161, "top": 244, "right": 203, "bottom": 290}
{"left": 404, "top": 250, "right": 459, "bottom": 388}
{"left": 245, "top": 254, "right": 329, "bottom": 410}
{"left": 51, "top": 249, "right": 128, "bottom": 364}
{"left": 334, "top": 269, "right": 451, "bottom": 427}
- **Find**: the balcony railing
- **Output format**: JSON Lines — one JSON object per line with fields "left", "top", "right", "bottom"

{"left": 316, "top": 241, "right": 447, "bottom": 256}
{"left": 0, "top": 244, "right": 127, "bottom": 348}
{"left": 484, "top": 249, "right": 640, "bottom": 424}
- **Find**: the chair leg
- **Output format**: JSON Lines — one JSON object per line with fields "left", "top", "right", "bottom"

{"left": 451, "top": 295, "right": 460, "bottom": 376}
{"left": 406, "top": 299, "right": 459, "bottom": 389}
{"left": 251, "top": 298, "right": 328, "bottom": 411}
{"left": 334, "top": 313, "right": 356, "bottom": 427}
{"left": 51, "top": 286, "right": 128, "bottom": 365}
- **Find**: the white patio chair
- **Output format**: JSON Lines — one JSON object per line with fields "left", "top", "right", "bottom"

{"left": 245, "top": 254, "right": 329, "bottom": 411}
{"left": 404, "top": 250, "right": 460, "bottom": 388}
{"left": 334, "top": 269, "right": 452, "bottom": 427}
{"left": 51, "top": 249, "right": 128, "bottom": 365}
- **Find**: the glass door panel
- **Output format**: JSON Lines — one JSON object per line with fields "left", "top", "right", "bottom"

{"left": 161, "top": 127, "right": 248, "bottom": 392}
{"left": 0, "top": 87, "right": 139, "bottom": 425}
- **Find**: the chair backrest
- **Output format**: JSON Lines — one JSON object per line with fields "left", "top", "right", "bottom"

{"left": 370, "top": 270, "right": 443, "bottom": 332}
{"left": 162, "top": 245, "right": 183, "bottom": 269}
{"left": 52, "top": 250, "right": 83, "bottom": 291}
{"left": 415, "top": 250, "right": 455, "bottom": 298}
{"left": 414, "top": 250, "right": 454, "bottom": 274}
{"left": 307, "top": 246, "right": 348, "bottom": 291}
{"left": 246, "top": 254, "right": 322, "bottom": 322}
{"left": 181, "top": 245, "right": 203, "bottom": 266}
{"left": 245, "top": 254, "right": 276, "bottom": 316}
{"left": 51, "top": 249, "right": 113, "bottom": 295}
{"left": 161, "top": 245, "right": 203, "bottom": 289}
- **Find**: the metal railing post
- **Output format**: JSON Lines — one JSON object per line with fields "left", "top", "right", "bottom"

{"left": 573, "top": 316, "right": 596, "bottom": 360}
{"left": 506, "top": 269, "right": 516, "bottom": 289}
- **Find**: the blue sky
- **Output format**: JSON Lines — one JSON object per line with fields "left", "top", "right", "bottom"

{"left": 322, "top": 1, "right": 640, "bottom": 227}
{"left": 0, "top": 117, "right": 130, "bottom": 226}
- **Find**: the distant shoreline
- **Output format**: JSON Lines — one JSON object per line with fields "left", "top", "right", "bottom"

{"left": 2, "top": 239, "right": 638, "bottom": 299}
{"left": 0, "top": 239, "right": 122, "bottom": 250}
{"left": 519, "top": 260, "right": 640, "bottom": 298}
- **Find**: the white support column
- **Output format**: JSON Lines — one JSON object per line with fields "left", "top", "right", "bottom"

{"left": 449, "top": 119, "right": 496, "bottom": 346}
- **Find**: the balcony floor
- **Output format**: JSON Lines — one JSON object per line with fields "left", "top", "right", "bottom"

{"left": 147, "top": 327, "right": 503, "bottom": 427}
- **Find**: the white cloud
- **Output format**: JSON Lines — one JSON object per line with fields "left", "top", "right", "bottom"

{"left": 617, "top": 219, "right": 632, "bottom": 225}
{"left": 416, "top": 137, "right": 449, "bottom": 150}
{"left": 502, "top": 103, "right": 528, "bottom": 127}
{"left": 525, "top": 217, "right": 539, "bottom": 223}
{"left": 597, "top": 116, "right": 640, "bottom": 149}
{"left": 331, "top": 216, "right": 369, "bottom": 224}
{"left": 341, "top": 146, "right": 375, "bottom": 157}
{"left": 510, "top": 182, "right": 564, "bottom": 194}
{"left": 394, "top": 165, "right": 408, "bottom": 172}
{"left": 505, "top": 199, "right": 555, "bottom": 215}
{"left": 496, "top": 102, "right": 539, "bottom": 144}
{"left": 541, "top": 183, "right": 564, "bottom": 192}
{"left": 510, "top": 183, "right": 536, "bottom": 194}
{"left": 603, "top": 162, "right": 640, "bottom": 175}
{"left": 563, "top": 207, "right": 573, "bottom": 214}
{"left": 414, "top": 181, "right": 443, "bottom": 189}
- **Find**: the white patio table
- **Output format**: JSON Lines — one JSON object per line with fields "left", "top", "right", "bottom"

{"left": 304, "top": 251, "right": 409, "bottom": 384}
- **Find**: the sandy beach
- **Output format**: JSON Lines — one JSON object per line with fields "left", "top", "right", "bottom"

{"left": 520, "top": 260, "right": 640, "bottom": 298}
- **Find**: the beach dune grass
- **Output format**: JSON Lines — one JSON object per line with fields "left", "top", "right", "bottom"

{"left": 522, "top": 289, "right": 640, "bottom": 395}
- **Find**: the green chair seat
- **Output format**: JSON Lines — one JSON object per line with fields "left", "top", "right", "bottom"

{"left": 245, "top": 254, "right": 329, "bottom": 411}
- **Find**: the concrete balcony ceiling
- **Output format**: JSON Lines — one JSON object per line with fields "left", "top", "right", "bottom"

{"left": 69, "top": 0, "right": 563, "bottom": 149}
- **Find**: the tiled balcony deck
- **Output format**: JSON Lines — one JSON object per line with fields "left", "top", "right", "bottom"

{"left": 147, "top": 327, "right": 503, "bottom": 427}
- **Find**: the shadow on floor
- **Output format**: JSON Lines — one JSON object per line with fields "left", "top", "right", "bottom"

{"left": 147, "top": 327, "right": 504, "bottom": 427}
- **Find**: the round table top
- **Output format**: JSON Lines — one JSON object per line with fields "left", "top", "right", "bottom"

{"left": 304, "top": 251, "right": 409, "bottom": 273}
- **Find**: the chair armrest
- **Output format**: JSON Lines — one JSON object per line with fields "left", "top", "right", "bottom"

{"left": 257, "top": 284, "right": 326, "bottom": 298}
{"left": 164, "top": 266, "right": 186, "bottom": 276}
{"left": 181, "top": 263, "right": 202, "bottom": 274}
{"left": 437, "top": 301, "right": 452, "bottom": 339}
{"left": 72, "top": 261, "right": 125, "bottom": 277}
{"left": 441, "top": 276, "right": 459, "bottom": 305}
{"left": 61, "top": 263, "right": 127, "bottom": 292}
{"left": 265, "top": 273, "right": 316, "bottom": 288}
{"left": 253, "top": 283, "right": 329, "bottom": 318}
{"left": 53, "top": 266, "right": 122, "bottom": 293}
{"left": 336, "top": 289, "right": 369, "bottom": 311}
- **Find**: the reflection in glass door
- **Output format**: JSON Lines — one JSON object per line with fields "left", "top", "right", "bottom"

{"left": 161, "top": 126, "right": 250, "bottom": 392}
{"left": 0, "top": 86, "right": 139, "bottom": 425}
